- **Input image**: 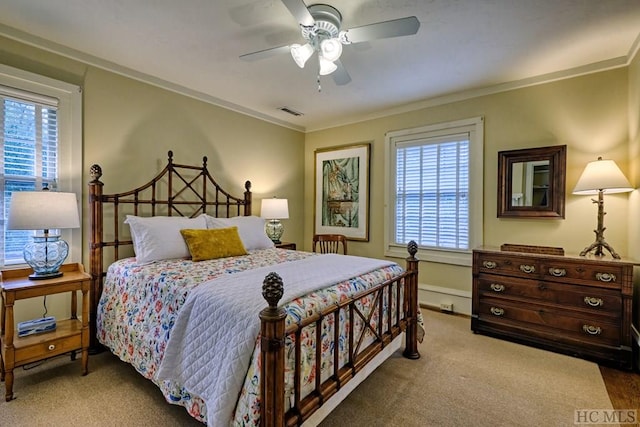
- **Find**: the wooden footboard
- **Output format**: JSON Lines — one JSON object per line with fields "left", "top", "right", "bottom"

{"left": 260, "top": 241, "right": 420, "bottom": 426}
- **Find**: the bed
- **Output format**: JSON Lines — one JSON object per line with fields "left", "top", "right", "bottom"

{"left": 88, "top": 151, "right": 420, "bottom": 426}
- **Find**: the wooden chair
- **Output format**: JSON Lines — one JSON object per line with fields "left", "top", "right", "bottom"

{"left": 312, "top": 234, "right": 347, "bottom": 255}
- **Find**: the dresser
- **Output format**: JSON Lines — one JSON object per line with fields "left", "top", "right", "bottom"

{"left": 472, "top": 246, "right": 637, "bottom": 370}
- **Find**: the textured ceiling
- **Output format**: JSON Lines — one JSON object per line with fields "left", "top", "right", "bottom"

{"left": 1, "top": 0, "right": 640, "bottom": 132}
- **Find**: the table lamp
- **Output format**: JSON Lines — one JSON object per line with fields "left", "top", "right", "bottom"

{"left": 7, "top": 189, "right": 80, "bottom": 279}
{"left": 261, "top": 198, "right": 289, "bottom": 244}
{"left": 572, "top": 157, "right": 633, "bottom": 259}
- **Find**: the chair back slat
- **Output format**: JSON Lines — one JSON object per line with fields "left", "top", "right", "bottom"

{"left": 312, "top": 234, "right": 347, "bottom": 255}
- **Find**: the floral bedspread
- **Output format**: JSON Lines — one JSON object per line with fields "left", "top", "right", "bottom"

{"left": 97, "top": 248, "right": 405, "bottom": 425}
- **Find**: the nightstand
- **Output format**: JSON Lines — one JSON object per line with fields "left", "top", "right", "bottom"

{"left": 275, "top": 242, "right": 296, "bottom": 250}
{"left": 0, "top": 263, "right": 90, "bottom": 401}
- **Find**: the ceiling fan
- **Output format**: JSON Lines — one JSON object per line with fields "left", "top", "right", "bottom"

{"left": 240, "top": 0, "right": 420, "bottom": 87}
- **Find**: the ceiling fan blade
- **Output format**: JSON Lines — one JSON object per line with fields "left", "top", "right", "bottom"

{"left": 341, "top": 16, "right": 420, "bottom": 44}
{"left": 281, "top": 0, "right": 315, "bottom": 26}
{"left": 331, "top": 60, "right": 351, "bottom": 86}
{"left": 239, "top": 45, "right": 291, "bottom": 62}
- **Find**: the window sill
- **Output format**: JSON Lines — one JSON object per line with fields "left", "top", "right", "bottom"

{"left": 385, "top": 245, "right": 472, "bottom": 267}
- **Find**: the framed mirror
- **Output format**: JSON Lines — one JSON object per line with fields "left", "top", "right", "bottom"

{"left": 497, "top": 145, "right": 566, "bottom": 218}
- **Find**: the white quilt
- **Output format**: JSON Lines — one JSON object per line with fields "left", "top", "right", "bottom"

{"left": 155, "top": 254, "right": 395, "bottom": 427}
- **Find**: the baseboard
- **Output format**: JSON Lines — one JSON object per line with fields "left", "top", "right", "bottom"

{"left": 418, "top": 283, "right": 472, "bottom": 316}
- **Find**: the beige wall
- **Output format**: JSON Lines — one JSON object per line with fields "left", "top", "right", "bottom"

{"left": 2, "top": 33, "right": 638, "bottom": 318}
{"left": 627, "top": 47, "right": 640, "bottom": 362}
{"left": 305, "top": 68, "right": 632, "bottom": 300}
{"left": 1, "top": 36, "right": 305, "bottom": 322}
{"left": 629, "top": 49, "right": 640, "bottom": 258}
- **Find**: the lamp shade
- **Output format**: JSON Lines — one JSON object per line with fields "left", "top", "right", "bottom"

{"left": 290, "top": 43, "right": 314, "bottom": 68}
{"left": 318, "top": 56, "right": 338, "bottom": 76}
{"left": 572, "top": 158, "right": 634, "bottom": 195}
{"left": 7, "top": 191, "right": 80, "bottom": 231}
{"left": 261, "top": 198, "right": 289, "bottom": 219}
{"left": 320, "top": 38, "right": 343, "bottom": 62}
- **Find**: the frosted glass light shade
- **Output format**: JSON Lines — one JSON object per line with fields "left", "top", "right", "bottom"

{"left": 290, "top": 43, "right": 314, "bottom": 68}
{"left": 7, "top": 191, "right": 80, "bottom": 279}
{"left": 319, "top": 56, "right": 338, "bottom": 75}
{"left": 320, "top": 38, "right": 342, "bottom": 62}
{"left": 572, "top": 158, "right": 633, "bottom": 195}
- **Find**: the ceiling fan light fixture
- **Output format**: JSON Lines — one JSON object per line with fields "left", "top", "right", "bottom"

{"left": 320, "top": 38, "right": 342, "bottom": 62}
{"left": 290, "top": 43, "right": 314, "bottom": 68}
{"left": 242, "top": 1, "right": 421, "bottom": 87}
{"left": 318, "top": 56, "right": 337, "bottom": 75}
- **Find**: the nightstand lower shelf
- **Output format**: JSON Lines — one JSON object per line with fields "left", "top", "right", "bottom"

{"left": 8, "top": 319, "right": 83, "bottom": 366}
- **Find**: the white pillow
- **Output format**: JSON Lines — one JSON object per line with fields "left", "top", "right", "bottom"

{"left": 125, "top": 215, "right": 207, "bottom": 264}
{"left": 205, "top": 215, "right": 275, "bottom": 251}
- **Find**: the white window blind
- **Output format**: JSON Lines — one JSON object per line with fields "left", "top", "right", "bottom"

{"left": 0, "top": 64, "right": 82, "bottom": 270}
{"left": 385, "top": 117, "right": 483, "bottom": 265}
{"left": 395, "top": 135, "right": 469, "bottom": 250}
{"left": 1, "top": 91, "right": 60, "bottom": 266}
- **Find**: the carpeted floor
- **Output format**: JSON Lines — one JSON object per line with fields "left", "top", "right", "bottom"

{"left": 0, "top": 309, "right": 613, "bottom": 426}
{"left": 320, "top": 311, "right": 613, "bottom": 427}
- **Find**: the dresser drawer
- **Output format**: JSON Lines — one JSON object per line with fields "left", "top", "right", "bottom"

{"left": 477, "top": 299, "right": 620, "bottom": 346}
{"left": 475, "top": 252, "right": 541, "bottom": 279}
{"left": 13, "top": 332, "right": 82, "bottom": 366}
{"left": 539, "top": 260, "right": 625, "bottom": 288}
{"left": 477, "top": 274, "right": 622, "bottom": 316}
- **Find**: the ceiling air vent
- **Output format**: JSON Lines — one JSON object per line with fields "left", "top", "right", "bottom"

{"left": 279, "top": 106, "right": 303, "bottom": 117}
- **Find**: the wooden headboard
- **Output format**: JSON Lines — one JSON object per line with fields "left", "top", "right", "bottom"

{"left": 87, "top": 150, "right": 252, "bottom": 349}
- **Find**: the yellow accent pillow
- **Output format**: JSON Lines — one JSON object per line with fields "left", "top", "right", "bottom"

{"left": 180, "top": 227, "right": 248, "bottom": 261}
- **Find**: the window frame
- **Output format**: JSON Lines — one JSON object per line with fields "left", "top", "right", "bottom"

{"left": 384, "top": 116, "right": 484, "bottom": 266}
{"left": 0, "top": 64, "right": 82, "bottom": 269}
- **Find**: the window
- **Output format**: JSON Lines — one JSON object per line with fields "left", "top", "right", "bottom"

{"left": 385, "top": 117, "right": 483, "bottom": 266}
{"left": 0, "top": 65, "right": 82, "bottom": 268}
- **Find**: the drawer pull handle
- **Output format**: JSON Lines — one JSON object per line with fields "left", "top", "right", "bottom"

{"left": 582, "top": 325, "right": 602, "bottom": 335}
{"left": 595, "top": 272, "right": 616, "bottom": 283}
{"left": 490, "top": 307, "right": 504, "bottom": 316}
{"left": 490, "top": 283, "right": 505, "bottom": 292}
{"left": 584, "top": 297, "right": 604, "bottom": 307}
{"left": 519, "top": 264, "right": 535, "bottom": 274}
{"left": 548, "top": 268, "right": 566, "bottom": 277}
{"left": 482, "top": 261, "right": 497, "bottom": 269}
{"left": 48, "top": 344, "right": 56, "bottom": 351}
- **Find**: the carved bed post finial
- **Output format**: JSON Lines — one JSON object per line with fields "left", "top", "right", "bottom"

{"left": 244, "top": 180, "right": 252, "bottom": 216}
{"left": 259, "top": 272, "right": 286, "bottom": 427}
{"left": 202, "top": 156, "right": 208, "bottom": 168}
{"left": 89, "top": 164, "right": 102, "bottom": 182}
{"left": 262, "top": 272, "right": 284, "bottom": 309}
{"left": 168, "top": 150, "right": 173, "bottom": 164}
{"left": 407, "top": 240, "right": 418, "bottom": 260}
{"left": 403, "top": 240, "right": 421, "bottom": 360}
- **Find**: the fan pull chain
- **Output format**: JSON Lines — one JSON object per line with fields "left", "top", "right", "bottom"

{"left": 317, "top": 74, "right": 322, "bottom": 92}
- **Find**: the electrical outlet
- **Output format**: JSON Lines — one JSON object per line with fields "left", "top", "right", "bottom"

{"left": 440, "top": 303, "right": 454, "bottom": 312}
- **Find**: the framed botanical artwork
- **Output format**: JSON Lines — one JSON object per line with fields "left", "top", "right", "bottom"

{"left": 314, "top": 143, "right": 370, "bottom": 241}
